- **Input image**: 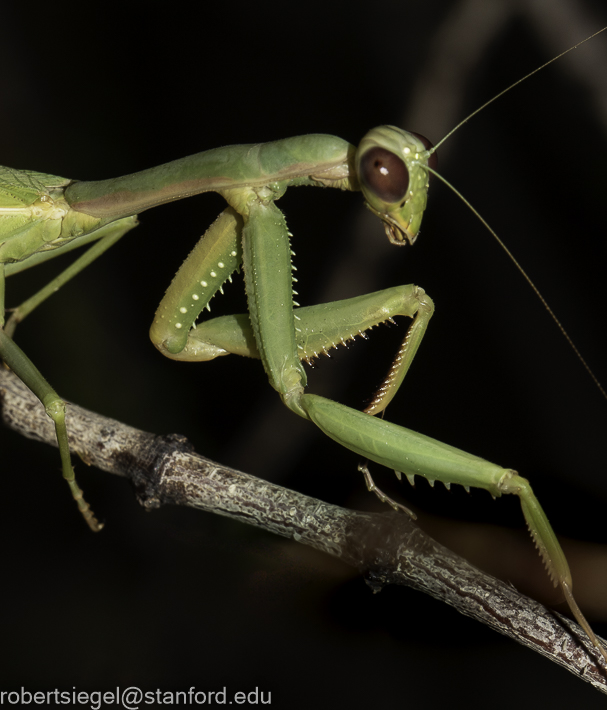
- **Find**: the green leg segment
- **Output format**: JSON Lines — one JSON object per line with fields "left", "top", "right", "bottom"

{"left": 0, "top": 216, "right": 136, "bottom": 529}
{"left": 4, "top": 217, "right": 137, "bottom": 338}
{"left": 300, "top": 392, "right": 607, "bottom": 661}
{"left": 156, "top": 285, "right": 431, "bottom": 365}
{"left": 241, "top": 200, "right": 307, "bottom": 416}
{"left": 150, "top": 209, "right": 243, "bottom": 358}
{"left": 0, "top": 329, "right": 102, "bottom": 531}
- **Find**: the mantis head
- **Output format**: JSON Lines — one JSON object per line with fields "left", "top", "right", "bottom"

{"left": 356, "top": 126, "right": 436, "bottom": 245}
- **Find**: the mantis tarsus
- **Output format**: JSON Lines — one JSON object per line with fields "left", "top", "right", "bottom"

{"left": 0, "top": 30, "right": 605, "bottom": 663}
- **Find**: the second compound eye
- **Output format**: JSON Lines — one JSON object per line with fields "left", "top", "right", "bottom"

{"left": 359, "top": 147, "right": 409, "bottom": 203}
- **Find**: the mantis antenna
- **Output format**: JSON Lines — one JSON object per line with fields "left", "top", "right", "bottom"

{"left": 431, "top": 26, "right": 607, "bottom": 153}
{"left": 417, "top": 26, "right": 607, "bottom": 401}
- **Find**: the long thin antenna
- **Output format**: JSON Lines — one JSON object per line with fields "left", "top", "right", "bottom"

{"left": 429, "top": 26, "right": 607, "bottom": 155}
{"left": 427, "top": 167, "right": 607, "bottom": 401}
{"left": 418, "top": 26, "right": 607, "bottom": 401}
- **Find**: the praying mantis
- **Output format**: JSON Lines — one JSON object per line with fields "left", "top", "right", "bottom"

{"left": 1, "top": 25, "right": 606, "bottom": 672}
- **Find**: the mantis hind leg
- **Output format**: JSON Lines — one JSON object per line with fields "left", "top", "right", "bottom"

{"left": 0, "top": 217, "right": 136, "bottom": 529}
{"left": 301, "top": 392, "right": 607, "bottom": 661}
{"left": 0, "top": 328, "right": 102, "bottom": 531}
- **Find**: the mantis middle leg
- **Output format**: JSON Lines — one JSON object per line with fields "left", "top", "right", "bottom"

{"left": 3, "top": 217, "right": 137, "bottom": 337}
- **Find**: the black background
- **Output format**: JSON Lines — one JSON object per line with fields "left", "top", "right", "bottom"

{"left": 2, "top": 0, "right": 607, "bottom": 707}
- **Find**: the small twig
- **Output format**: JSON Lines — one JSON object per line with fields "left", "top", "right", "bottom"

{"left": 0, "top": 365, "right": 605, "bottom": 692}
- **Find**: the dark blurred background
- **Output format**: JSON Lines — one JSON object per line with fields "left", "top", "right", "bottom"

{"left": 1, "top": 0, "right": 607, "bottom": 706}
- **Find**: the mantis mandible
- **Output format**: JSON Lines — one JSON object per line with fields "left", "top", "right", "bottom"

{"left": 0, "top": 31, "right": 605, "bottom": 662}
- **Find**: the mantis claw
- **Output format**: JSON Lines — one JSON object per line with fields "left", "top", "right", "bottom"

{"left": 67, "top": 480, "right": 104, "bottom": 532}
{"left": 359, "top": 462, "right": 417, "bottom": 519}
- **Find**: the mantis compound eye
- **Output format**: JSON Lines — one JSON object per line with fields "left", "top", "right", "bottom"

{"left": 359, "top": 147, "right": 409, "bottom": 203}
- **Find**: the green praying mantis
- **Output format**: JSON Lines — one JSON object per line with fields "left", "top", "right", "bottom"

{"left": 1, "top": 30, "right": 606, "bottom": 663}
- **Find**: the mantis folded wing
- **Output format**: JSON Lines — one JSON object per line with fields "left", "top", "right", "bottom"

{"left": 0, "top": 126, "right": 604, "bottom": 661}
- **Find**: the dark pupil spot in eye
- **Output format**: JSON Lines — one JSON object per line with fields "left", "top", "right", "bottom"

{"left": 360, "top": 147, "right": 409, "bottom": 203}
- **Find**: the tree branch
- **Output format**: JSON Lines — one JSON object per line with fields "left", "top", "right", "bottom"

{"left": 0, "top": 365, "right": 605, "bottom": 692}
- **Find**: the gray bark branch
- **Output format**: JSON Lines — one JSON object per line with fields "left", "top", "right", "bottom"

{"left": 0, "top": 365, "right": 605, "bottom": 693}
